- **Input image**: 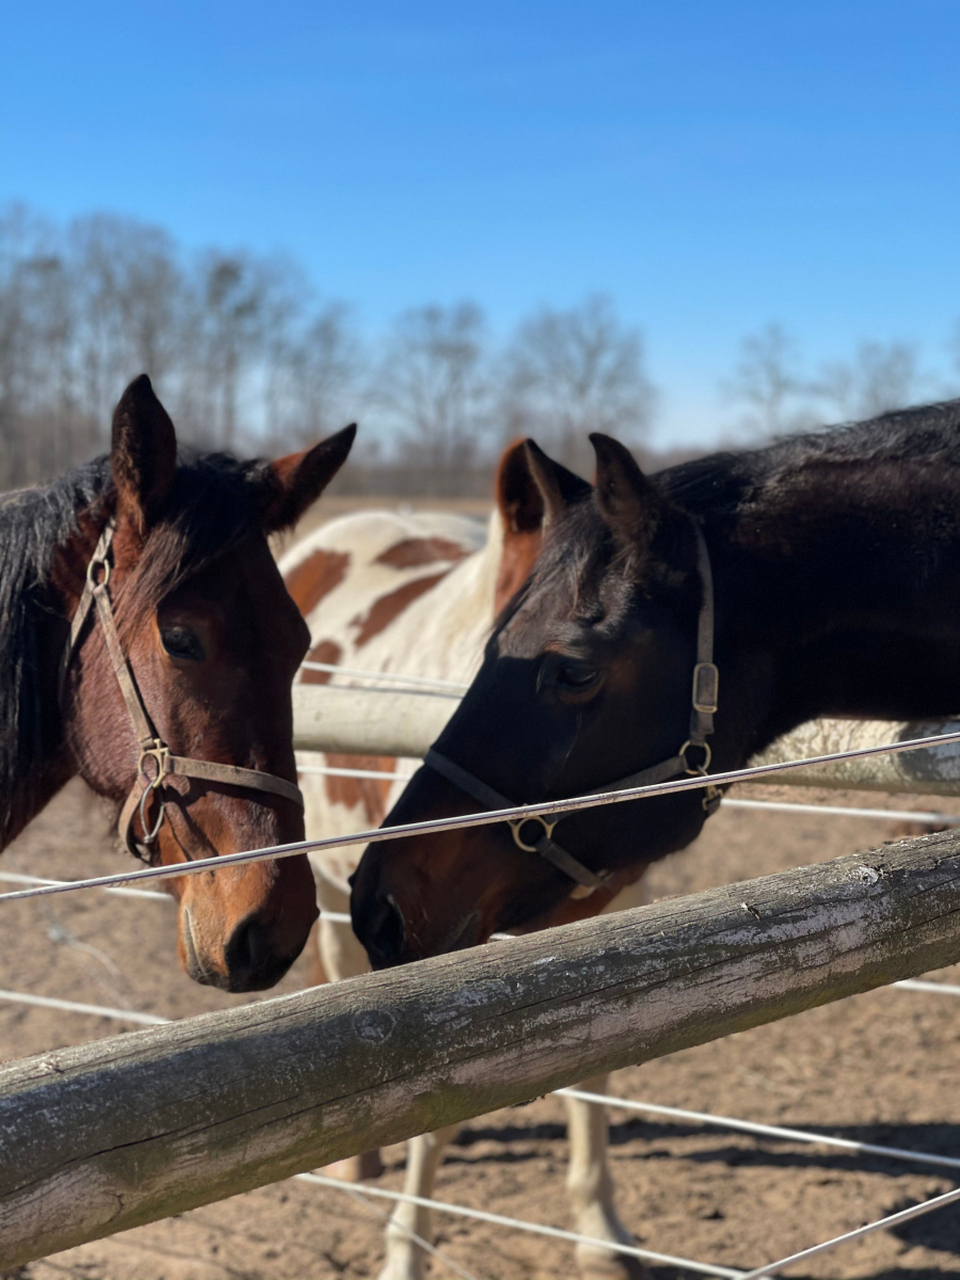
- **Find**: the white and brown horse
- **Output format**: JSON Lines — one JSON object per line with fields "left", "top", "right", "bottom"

{"left": 280, "top": 444, "right": 647, "bottom": 1280}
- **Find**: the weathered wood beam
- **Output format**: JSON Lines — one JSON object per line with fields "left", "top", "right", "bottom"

{"left": 293, "top": 685, "right": 960, "bottom": 795}
{"left": 4, "top": 830, "right": 960, "bottom": 1266}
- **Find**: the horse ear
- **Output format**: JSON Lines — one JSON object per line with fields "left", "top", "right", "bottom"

{"left": 111, "top": 375, "right": 177, "bottom": 535}
{"left": 590, "top": 433, "right": 664, "bottom": 550}
{"left": 262, "top": 423, "right": 357, "bottom": 533}
{"left": 522, "top": 439, "right": 592, "bottom": 523}
{"left": 497, "top": 439, "right": 545, "bottom": 535}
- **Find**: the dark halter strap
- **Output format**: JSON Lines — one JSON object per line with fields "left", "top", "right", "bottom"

{"left": 425, "top": 517, "right": 720, "bottom": 892}
{"left": 60, "top": 519, "right": 303, "bottom": 863}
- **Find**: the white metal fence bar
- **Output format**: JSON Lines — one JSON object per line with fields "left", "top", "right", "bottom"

{"left": 0, "top": 989, "right": 168, "bottom": 1025}
{"left": 300, "top": 661, "right": 469, "bottom": 693}
{"left": 0, "top": 870, "right": 352, "bottom": 922}
{"left": 0, "top": 871, "right": 170, "bottom": 902}
{"left": 297, "top": 764, "right": 960, "bottom": 824}
{"left": 300, "top": 1172, "right": 747, "bottom": 1279}
{"left": 740, "top": 1183, "right": 960, "bottom": 1278}
{"left": 297, "top": 764, "right": 412, "bottom": 779}
{"left": 723, "top": 798, "right": 960, "bottom": 825}
{"left": 7, "top": 725, "right": 960, "bottom": 906}
{"left": 894, "top": 978, "right": 960, "bottom": 996}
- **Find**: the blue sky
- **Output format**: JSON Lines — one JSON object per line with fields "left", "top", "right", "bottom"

{"left": 3, "top": 1, "right": 959, "bottom": 445}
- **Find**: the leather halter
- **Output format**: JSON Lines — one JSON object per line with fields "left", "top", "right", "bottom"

{"left": 59, "top": 518, "right": 304, "bottom": 863}
{"left": 425, "top": 517, "right": 720, "bottom": 892}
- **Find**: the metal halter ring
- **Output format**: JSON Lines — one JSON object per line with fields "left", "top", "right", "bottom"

{"left": 137, "top": 782, "right": 166, "bottom": 845}
{"left": 508, "top": 815, "right": 558, "bottom": 853}
{"left": 136, "top": 741, "right": 170, "bottom": 846}
{"left": 679, "top": 739, "right": 712, "bottom": 775}
{"left": 85, "top": 555, "right": 111, "bottom": 589}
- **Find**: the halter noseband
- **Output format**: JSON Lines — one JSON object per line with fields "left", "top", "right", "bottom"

{"left": 60, "top": 519, "right": 304, "bottom": 863}
{"left": 425, "top": 517, "right": 720, "bottom": 893}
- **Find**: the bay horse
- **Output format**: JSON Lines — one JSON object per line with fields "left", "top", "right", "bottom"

{"left": 1, "top": 375, "right": 355, "bottom": 992}
{"left": 284, "top": 444, "right": 648, "bottom": 1280}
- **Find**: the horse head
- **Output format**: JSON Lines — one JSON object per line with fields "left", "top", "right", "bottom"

{"left": 351, "top": 433, "right": 721, "bottom": 966}
{"left": 55, "top": 376, "right": 355, "bottom": 990}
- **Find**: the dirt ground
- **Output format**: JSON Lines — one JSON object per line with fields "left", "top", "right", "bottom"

{"left": 5, "top": 781, "right": 960, "bottom": 1280}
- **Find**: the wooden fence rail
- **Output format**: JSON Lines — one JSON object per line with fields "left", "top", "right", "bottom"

{"left": 292, "top": 685, "right": 960, "bottom": 795}
{"left": 4, "top": 829, "right": 960, "bottom": 1266}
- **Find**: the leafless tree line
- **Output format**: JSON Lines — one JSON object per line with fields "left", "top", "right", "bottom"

{"left": 723, "top": 321, "right": 959, "bottom": 439}
{"left": 3, "top": 203, "right": 954, "bottom": 496}
{"left": 0, "top": 205, "right": 655, "bottom": 493}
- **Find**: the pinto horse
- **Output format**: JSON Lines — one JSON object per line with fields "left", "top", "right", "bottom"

{"left": 284, "top": 445, "right": 648, "bottom": 1280}
{"left": 0, "top": 375, "right": 355, "bottom": 991}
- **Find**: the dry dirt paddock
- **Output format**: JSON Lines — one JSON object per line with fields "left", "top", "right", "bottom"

{"left": 4, "top": 780, "right": 960, "bottom": 1280}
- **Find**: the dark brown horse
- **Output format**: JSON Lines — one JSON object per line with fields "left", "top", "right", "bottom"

{"left": 1, "top": 375, "right": 355, "bottom": 991}
{"left": 352, "top": 400, "right": 960, "bottom": 966}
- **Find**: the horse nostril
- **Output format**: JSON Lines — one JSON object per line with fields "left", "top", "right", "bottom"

{"left": 363, "top": 893, "right": 407, "bottom": 969}
{"left": 223, "top": 914, "right": 290, "bottom": 992}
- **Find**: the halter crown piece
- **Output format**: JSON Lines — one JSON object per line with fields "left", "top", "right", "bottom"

{"left": 59, "top": 519, "right": 303, "bottom": 862}
{"left": 425, "top": 515, "right": 721, "bottom": 893}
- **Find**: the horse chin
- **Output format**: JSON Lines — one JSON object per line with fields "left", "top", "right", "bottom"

{"left": 438, "top": 907, "right": 482, "bottom": 956}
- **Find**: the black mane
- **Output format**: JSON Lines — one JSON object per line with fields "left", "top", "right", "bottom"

{"left": 0, "top": 449, "right": 272, "bottom": 846}
{"left": 657, "top": 398, "right": 960, "bottom": 515}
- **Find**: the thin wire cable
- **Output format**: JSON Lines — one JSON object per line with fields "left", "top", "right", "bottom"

{"left": 299, "top": 1175, "right": 480, "bottom": 1280}
{"left": 557, "top": 1089, "right": 960, "bottom": 1174}
{"left": 739, "top": 1183, "right": 960, "bottom": 1278}
{"left": 300, "top": 662, "right": 469, "bottom": 693}
{"left": 7, "top": 725, "right": 960, "bottom": 904}
{"left": 300, "top": 1173, "right": 746, "bottom": 1279}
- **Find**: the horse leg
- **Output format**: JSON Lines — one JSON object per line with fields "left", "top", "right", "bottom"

{"left": 378, "top": 1125, "right": 459, "bottom": 1280}
{"left": 313, "top": 852, "right": 385, "bottom": 1182}
{"left": 566, "top": 1075, "right": 647, "bottom": 1280}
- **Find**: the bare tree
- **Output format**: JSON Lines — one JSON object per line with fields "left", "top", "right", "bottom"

{"left": 722, "top": 323, "right": 819, "bottom": 438}
{"left": 375, "top": 303, "right": 491, "bottom": 483}
{"left": 499, "top": 295, "right": 656, "bottom": 473}
{"left": 263, "top": 300, "right": 363, "bottom": 450}
{"left": 814, "top": 341, "right": 920, "bottom": 421}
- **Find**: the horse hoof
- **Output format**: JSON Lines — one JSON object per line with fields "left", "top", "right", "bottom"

{"left": 323, "top": 1149, "right": 384, "bottom": 1181}
{"left": 576, "top": 1241, "right": 651, "bottom": 1280}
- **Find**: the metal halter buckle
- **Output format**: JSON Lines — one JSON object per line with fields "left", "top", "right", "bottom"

{"left": 138, "top": 740, "right": 170, "bottom": 790}
{"left": 508, "top": 815, "right": 558, "bottom": 853}
{"left": 691, "top": 661, "right": 719, "bottom": 714}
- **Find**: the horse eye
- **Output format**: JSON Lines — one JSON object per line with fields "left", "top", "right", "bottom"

{"left": 556, "top": 661, "right": 599, "bottom": 689}
{"left": 161, "top": 626, "right": 205, "bottom": 662}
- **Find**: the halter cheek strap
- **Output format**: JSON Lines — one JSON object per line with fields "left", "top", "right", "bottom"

{"left": 60, "top": 519, "right": 303, "bottom": 863}
{"left": 425, "top": 516, "right": 721, "bottom": 892}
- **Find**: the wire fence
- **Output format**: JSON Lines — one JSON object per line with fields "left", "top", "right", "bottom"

{"left": 6, "top": 664, "right": 960, "bottom": 1276}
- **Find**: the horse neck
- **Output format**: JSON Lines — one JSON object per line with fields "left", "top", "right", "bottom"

{"left": 0, "top": 539, "right": 77, "bottom": 851}
{"left": 708, "top": 459, "right": 960, "bottom": 753}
